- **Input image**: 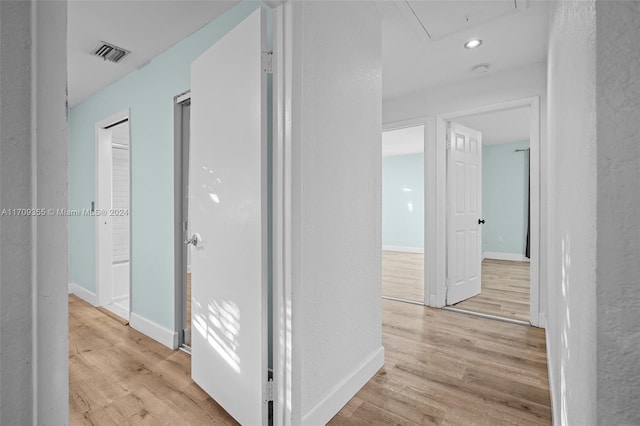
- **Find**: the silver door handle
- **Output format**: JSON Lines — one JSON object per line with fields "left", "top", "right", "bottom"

{"left": 185, "top": 233, "right": 201, "bottom": 247}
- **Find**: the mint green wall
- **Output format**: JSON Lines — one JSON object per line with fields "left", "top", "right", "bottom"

{"left": 482, "top": 140, "right": 530, "bottom": 255}
{"left": 68, "top": 1, "right": 262, "bottom": 330}
{"left": 382, "top": 154, "right": 424, "bottom": 249}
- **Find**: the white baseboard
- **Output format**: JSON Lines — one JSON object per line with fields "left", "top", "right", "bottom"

{"left": 103, "top": 303, "right": 130, "bottom": 322}
{"left": 538, "top": 313, "right": 547, "bottom": 329}
{"left": 483, "top": 251, "right": 530, "bottom": 262}
{"left": 302, "top": 346, "right": 385, "bottom": 426}
{"left": 382, "top": 245, "right": 424, "bottom": 254}
{"left": 129, "top": 313, "right": 178, "bottom": 350}
{"left": 68, "top": 283, "right": 97, "bottom": 306}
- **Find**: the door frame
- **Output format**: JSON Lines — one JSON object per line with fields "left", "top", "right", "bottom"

{"left": 273, "top": 3, "right": 292, "bottom": 425}
{"left": 173, "top": 91, "right": 191, "bottom": 349}
{"left": 95, "top": 108, "right": 132, "bottom": 316}
{"left": 433, "top": 96, "right": 541, "bottom": 327}
{"left": 380, "top": 120, "right": 427, "bottom": 305}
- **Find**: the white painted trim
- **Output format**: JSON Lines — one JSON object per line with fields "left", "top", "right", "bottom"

{"left": 382, "top": 245, "right": 424, "bottom": 254}
{"left": 68, "top": 283, "right": 97, "bottom": 306}
{"left": 277, "top": 3, "right": 294, "bottom": 425}
{"left": 95, "top": 109, "right": 130, "bottom": 309}
{"left": 301, "top": 347, "right": 384, "bottom": 426}
{"left": 175, "top": 91, "right": 191, "bottom": 104}
{"left": 538, "top": 313, "right": 547, "bottom": 329}
{"left": 382, "top": 116, "right": 428, "bottom": 132}
{"left": 129, "top": 312, "right": 178, "bottom": 349}
{"left": 103, "top": 303, "right": 129, "bottom": 322}
{"left": 431, "top": 97, "right": 542, "bottom": 324}
{"left": 483, "top": 252, "right": 530, "bottom": 262}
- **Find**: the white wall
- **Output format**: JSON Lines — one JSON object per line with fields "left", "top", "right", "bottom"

{"left": 383, "top": 62, "right": 548, "bottom": 317}
{"left": 595, "top": 2, "right": 640, "bottom": 424}
{"left": 0, "top": 1, "right": 68, "bottom": 424}
{"left": 546, "top": 1, "right": 597, "bottom": 424}
{"left": 289, "top": 2, "right": 384, "bottom": 424}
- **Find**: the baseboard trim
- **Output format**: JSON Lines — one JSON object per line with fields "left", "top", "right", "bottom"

{"left": 103, "top": 303, "right": 130, "bottom": 322}
{"left": 302, "top": 346, "right": 384, "bottom": 426}
{"left": 68, "top": 283, "right": 97, "bottom": 306}
{"left": 483, "top": 252, "right": 530, "bottom": 262}
{"left": 129, "top": 313, "right": 178, "bottom": 350}
{"left": 382, "top": 245, "right": 424, "bottom": 254}
{"left": 538, "top": 313, "right": 547, "bottom": 329}
{"left": 545, "top": 323, "right": 558, "bottom": 425}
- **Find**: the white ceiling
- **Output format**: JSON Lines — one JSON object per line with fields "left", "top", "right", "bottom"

{"left": 67, "top": 0, "right": 238, "bottom": 106}
{"left": 380, "top": 0, "right": 549, "bottom": 100}
{"left": 382, "top": 107, "right": 530, "bottom": 157}
{"left": 68, "top": 1, "right": 549, "bottom": 107}
{"left": 382, "top": 125, "right": 424, "bottom": 157}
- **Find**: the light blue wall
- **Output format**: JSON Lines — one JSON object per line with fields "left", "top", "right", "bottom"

{"left": 482, "top": 140, "right": 529, "bottom": 255}
{"left": 382, "top": 154, "right": 424, "bottom": 249}
{"left": 68, "top": 1, "right": 262, "bottom": 330}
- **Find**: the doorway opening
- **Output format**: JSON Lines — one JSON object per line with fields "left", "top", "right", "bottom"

{"left": 381, "top": 124, "right": 425, "bottom": 305}
{"left": 433, "top": 97, "right": 540, "bottom": 326}
{"left": 95, "top": 110, "right": 131, "bottom": 321}
{"left": 174, "top": 92, "right": 191, "bottom": 350}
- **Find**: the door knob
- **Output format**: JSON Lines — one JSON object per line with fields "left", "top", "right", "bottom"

{"left": 478, "top": 219, "right": 485, "bottom": 224}
{"left": 186, "top": 233, "right": 201, "bottom": 247}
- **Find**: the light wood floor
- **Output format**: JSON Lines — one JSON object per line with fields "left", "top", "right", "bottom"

{"left": 383, "top": 251, "right": 530, "bottom": 322}
{"left": 382, "top": 250, "right": 424, "bottom": 302}
{"left": 69, "top": 294, "right": 549, "bottom": 425}
{"left": 454, "top": 259, "right": 530, "bottom": 323}
{"left": 330, "top": 299, "right": 550, "bottom": 425}
{"left": 69, "top": 295, "right": 237, "bottom": 425}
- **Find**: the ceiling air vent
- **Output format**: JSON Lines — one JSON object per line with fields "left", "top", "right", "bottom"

{"left": 91, "top": 41, "right": 130, "bottom": 64}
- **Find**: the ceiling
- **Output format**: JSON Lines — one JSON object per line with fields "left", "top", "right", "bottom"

{"left": 67, "top": 0, "right": 549, "bottom": 107}
{"left": 67, "top": 0, "right": 238, "bottom": 106}
{"left": 382, "top": 125, "right": 424, "bottom": 157}
{"left": 380, "top": 0, "right": 549, "bottom": 100}
{"left": 382, "top": 106, "right": 530, "bottom": 157}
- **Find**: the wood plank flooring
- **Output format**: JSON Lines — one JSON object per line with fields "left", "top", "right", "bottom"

{"left": 69, "top": 295, "right": 237, "bottom": 425}
{"left": 330, "top": 299, "right": 550, "bottom": 425}
{"left": 382, "top": 250, "right": 424, "bottom": 302}
{"left": 69, "top": 293, "right": 550, "bottom": 425}
{"left": 454, "top": 259, "right": 530, "bottom": 323}
{"left": 383, "top": 251, "right": 530, "bottom": 322}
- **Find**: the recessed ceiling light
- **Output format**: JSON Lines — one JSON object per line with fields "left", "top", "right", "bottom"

{"left": 471, "top": 63, "right": 491, "bottom": 74}
{"left": 464, "top": 39, "right": 483, "bottom": 49}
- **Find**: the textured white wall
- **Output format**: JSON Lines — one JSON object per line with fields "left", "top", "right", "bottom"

{"left": 0, "top": 1, "right": 68, "bottom": 424}
{"left": 546, "top": 1, "right": 597, "bottom": 424}
{"left": 0, "top": 2, "right": 35, "bottom": 422}
{"left": 289, "top": 2, "right": 383, "bottom": 423}
{"left": 596, "top": 2, "right": 640, "bottom": 423}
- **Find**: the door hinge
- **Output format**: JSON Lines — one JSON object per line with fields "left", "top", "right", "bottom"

{"left": 266, "top": 378, "right": 274, "bottom": 402}
{"left": 261, "top": 52, "right": 273, "bottom": 74}
{"left": 446, "top": 122, "right": 452, "bottom": 151}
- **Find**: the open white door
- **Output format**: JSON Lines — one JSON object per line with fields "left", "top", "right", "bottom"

{"left": 189, "top": 8, "right": 268, "bottom": 425}
{"left": 447, "top": 122, "right": 483, "bottom": 305}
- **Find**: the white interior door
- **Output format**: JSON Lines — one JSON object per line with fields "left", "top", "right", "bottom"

{"left": 447, "top": 122, "right": 483, "bottom": 305}
{"left": 189, "top": 8, "right": 268, "bottom": 426}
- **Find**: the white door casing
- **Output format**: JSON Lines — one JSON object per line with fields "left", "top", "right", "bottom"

{"left": 95, "top": 109, "right": 130, "bottom": 315}
{"left": 447, "top": 122, "right": 482, "bottom": 305}
{"left": 189, "top": 8, "right": 268, "bottom": 426}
